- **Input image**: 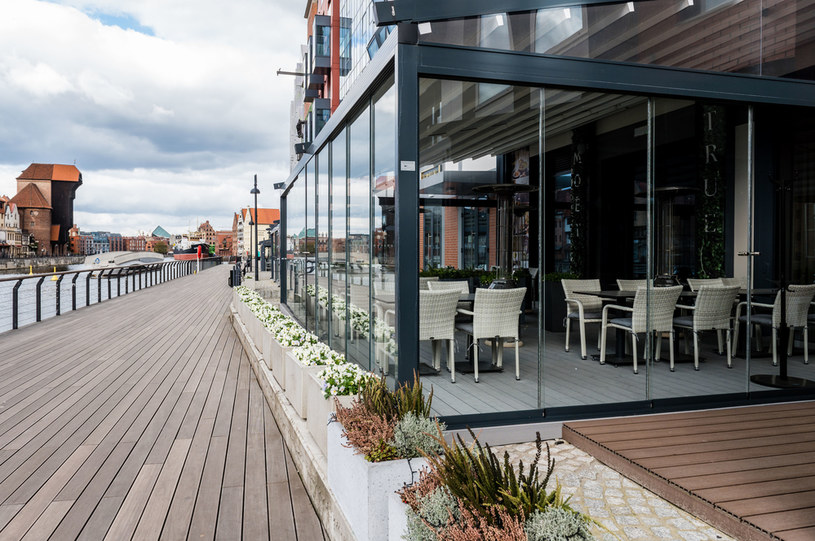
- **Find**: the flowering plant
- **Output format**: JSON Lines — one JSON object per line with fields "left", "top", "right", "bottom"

{"left": 274, "top": 324, "right": 318, "bottom": 348}
{"left": 318, "top": 362, "right": 374, "bottom": 398}
{"left": 292, "top": 341, "right": 346, "bottom": 366}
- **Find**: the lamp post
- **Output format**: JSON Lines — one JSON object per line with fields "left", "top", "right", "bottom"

{"left": 251, "top": 174, "right": 260, "bottom": 281}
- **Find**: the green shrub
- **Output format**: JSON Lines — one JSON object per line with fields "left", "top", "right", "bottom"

{"left": 423, "top": 429, "right": 569, "bottom": 526}
{"left": 404, "top": 486, "right": 460, "bottom": 541}
{"left": 393, "top": 413, "right": 446, "bottom": 459}
{"left": 359, "top": 375, "right": 433, "bottom": 422}
{"left": 365, "top": 439, "right": 399, "bottom": 462}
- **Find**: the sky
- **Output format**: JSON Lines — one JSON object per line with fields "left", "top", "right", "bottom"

{"left": 0, "top": 0, "right": 304, "bottom": 235}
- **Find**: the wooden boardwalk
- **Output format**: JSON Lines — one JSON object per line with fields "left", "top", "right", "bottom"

{"left": 0, "top": 264, "right": 323, "bottom": 540}
{"left": 563, "top": 401, "right": 815, "bottom": 541}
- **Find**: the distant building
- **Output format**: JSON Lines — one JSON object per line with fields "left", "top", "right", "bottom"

{"left": 152, "top": 225, "right": 171, "bottom": 239}
{"left": 1, "top": 198, "right": 26, "bottom": 257}
{"left": 124, "top": 236, "right": 146, "bottom": 251}
{"left": 231, "top": 213, "right": 240, "bottom": 258}
{"left": 68, "top": 225, "right": 93, "bottom": 255}
{"left": 239, "top": 208, "right": 280, "bottom": 259}
{"left": 197, "top": 220, "right": 216, "bottom": 244}
{"left": 216, "top": 230, "right": 233, "bottom": 258}
{"left": 12, "top": 164, "right": 82, "bottom": 255}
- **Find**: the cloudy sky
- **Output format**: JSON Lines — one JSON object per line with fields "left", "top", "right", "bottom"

{"left": 0, "top": 0, "right": 304, "bottom": 235}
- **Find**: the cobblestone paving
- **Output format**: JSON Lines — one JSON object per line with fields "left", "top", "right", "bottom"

{"left": 496, "top": 440, "right": 734, "bottom": 541}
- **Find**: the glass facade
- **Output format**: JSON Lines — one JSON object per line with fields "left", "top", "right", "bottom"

{"left": 281, "top": 0, "right": 815, "bottom": 424}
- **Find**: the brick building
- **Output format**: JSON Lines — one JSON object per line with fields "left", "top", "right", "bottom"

{"left": 12, "top": 164, "right": 82, "bottom": 255}
{"left": 216, "top": 230, "right": 233, "bottom": 258}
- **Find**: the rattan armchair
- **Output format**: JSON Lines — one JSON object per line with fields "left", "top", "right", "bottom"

{"left": 562, "top": 279, "right": 604, "bottom": 360}
{"left": 419, "top": 290, "right": 462, "bottom": 382}
{"left": 616, "top": 279, "right": 648, "bottom": 290}
{"left": 686, "top": 278, "right": 724, "bottom": 291}
{"left": 600, "top": 286, "right": 682, "bottom": 374}
{"left": 427, "top": 280, "right": 469, "bottom": 294}
{"left": 419, "top": 276, "right": 440, "bottom": 290}
{"left": 673, "top": 285, "right": 739, "bottom": 371}
{"left": 733, "top": 285, "right": 815, "bottom": 365}
{"left": 455, "top": 287, "right": 526, "bottom": 383}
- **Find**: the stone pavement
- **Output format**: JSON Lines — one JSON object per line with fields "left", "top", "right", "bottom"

{"left": 498, "top": 440, "right": 734, "bottom": 541}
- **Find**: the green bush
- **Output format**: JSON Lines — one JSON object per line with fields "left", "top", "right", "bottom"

{"left": 360, "top": 375, "right": 433, "bottom": 422}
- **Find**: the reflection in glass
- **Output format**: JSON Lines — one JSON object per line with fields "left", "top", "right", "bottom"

{"left": 305, "top": 160, "right": 316, "bottom": 332}
{"left": 286, "top": 179, "right": 307, "bottom": 323}
{"left": 346, "top": 107, "right": 371, "bottom": 371}
{"left": 373, "top": 78, "right": 397, "bottom": 381}
{"left": 330, "top": 129, "right": 348, "bottom": 356}
{"left": 317, "top": 150, "right": 330, "bottom": 342}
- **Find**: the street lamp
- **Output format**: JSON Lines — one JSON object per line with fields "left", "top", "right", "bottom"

{"left": 250, "top": 174, "right": 260, "bottom": 281}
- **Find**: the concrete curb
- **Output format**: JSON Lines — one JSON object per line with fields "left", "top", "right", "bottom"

{"left": 230, "top": 302, "right": 356, "bottom": 541}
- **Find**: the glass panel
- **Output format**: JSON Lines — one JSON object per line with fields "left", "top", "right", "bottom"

{"left": 373, "top": 78, "right": 397, "bottom": 381}
{"left": 305, "top": 159, "right": 316, "bottom": 332}
{"left": 542, "top": 88, "right": 648, "bottom": 408}
{"left": 748, "top": 104, "right": 815, "bottom": 391}
{"left": 317, "top": 150, "right": 330, "bottom": 343}
{"left": 331, "top": 129, "right": 348, "bottom": 356}
{"left": 419, "top": 78, "right": 540, "bottom": 416}
{"left": 419, "top": 1, "right": 815, "bottom": 82}
{"left": 347, "top": 107, "right": 371, "bottom": 371}
{"left": 286, "top": 178, "right": 307, "bottom": 323}
{"left": 649, "top": 98, "right": 750, "bottom": 399}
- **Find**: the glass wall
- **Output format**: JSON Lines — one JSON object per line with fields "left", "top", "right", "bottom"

{"left": 286, "top": 178, "right": 307, "bottom": 323}
{"left": 418, "top": 0, "right": 815, "bottom": 82}
{"left": 372, "top": 79, "right": 397, "bottom": 380}
{"left": 305, "top": 160, "right": 316, "bottom": 332}
{"left": 347, "top": 107, "right": 372, "bottom": 371}
{"left": 330, "top": 129, "right": 348, "bottom": 356}
{"left": 317, "top": 151, "right": 330, "bottom": 342}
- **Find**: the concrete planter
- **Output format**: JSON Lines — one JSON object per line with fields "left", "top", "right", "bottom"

{"left": 284, "top": 351, "right": 313, "bottom": 419}
{"left": 261, "top": 328, "right": 274, "bottom": 370}
{"left": 306, "top": 370, "right": 354, "bottom": 457}
{"left": 269, "top": 338, "right": 292, "bottom": 389}
{"left": 388, "top": 492, "right": 409, "bottom": 541}
{"left": 328, "top": 421, "right": 428, "bottom": 541}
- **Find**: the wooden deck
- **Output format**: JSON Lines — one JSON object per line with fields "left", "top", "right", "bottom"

{"left": 563, "top": 401, "right": 815, "bottom": 541}
{"left": 0, "top": 264, "right": 324, "bottom": 540}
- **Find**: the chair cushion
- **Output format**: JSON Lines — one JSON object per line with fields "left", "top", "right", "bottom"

{"left": 673, "top": 315, "right": 694, "bottom": 328}
{"left": 608, "top": 317, "right": 632, "bottom": 329}
{"left": 567, "top": 311, "right": 602, "bottom": 320}
{"left": 740, "top": 313, "right": 772, "bottom": 327}
{"left": 455, "top": 322, "right": 473, "bottom": 334}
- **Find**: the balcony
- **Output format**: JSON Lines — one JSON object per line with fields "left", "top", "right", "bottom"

{"left": 304, "top": 88, "right": 320, "bottom": 103}
{"left": 306, "top": 74, "right": 324, "bottom": 91}
{"left": 311, "top": 15, "right": 330, "bottom": 75}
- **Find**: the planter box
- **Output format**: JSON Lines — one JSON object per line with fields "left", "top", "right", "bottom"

{"left": 270, "top": 338, "right": 292, "bottom": 390}
{"left": 388, "top": 492, "right": 409, "bottom": 541}
{"left": 305, "top": 370, "right": 354, "bottom": 457}
{"left": 261, "top": 329, "right": 274, "bottom": 370}
{"left": 284, "top": 351, "right": 312, "bottom": 419}
{"left": 328, "top": 421, "right": 429, "bottom": 541}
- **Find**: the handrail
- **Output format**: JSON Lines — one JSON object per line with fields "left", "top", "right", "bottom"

{"left": 1, "top": 257, "right": 222, "bottom": 331}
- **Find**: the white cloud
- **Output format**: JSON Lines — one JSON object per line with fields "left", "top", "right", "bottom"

{"left": 1, "top": 0, "right": 302, "bottom": 235}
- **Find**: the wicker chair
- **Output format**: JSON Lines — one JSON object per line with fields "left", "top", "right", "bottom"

{"left": 419, "top": 276, "right": 439, "bottom": 290}
{"left": 600, "top": 286, "right": 682, "bottom": 374}
{"left": 562, "top": 279, "right": 604, "bottom": 360}
{"left": 733, "top": 284, "right": 815, "bottom": 365}
{"left": 722, "top": 277, "right": 748, "bottom": 288}
{"left": 686, "top": 278, "right": 724, "bottom": 291}
{"left": 673, "top": 285, "right": 739, "bottom": 371}
{"left": 616, "top": 279, "right": 648, "bottom": 290}
{"left": 419, "top": 290, "right": 462, "bottom": 382}
{"left": 427, "top": 280, "right": 469, "bottom": 294}
{"left": 455, "top": 287, "right": 526, "bottom": 383}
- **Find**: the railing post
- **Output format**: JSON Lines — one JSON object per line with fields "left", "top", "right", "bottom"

{"left": 97, "top": 269, "right": 103, "bottom": 303}
{"left": 36, "top": 276, "right": 45, "bottom": 322}
{"left": 138, "top": 269, "right": 142, "bottom": 289}
{"left": 86, "top": 272, "right": 91, "bottom": 306}
{"left": 107, "top": 269, "right": 112, "bottom": 299}
{"left": 72, "top": 273, "right": 79, "bottom": 311}
{"left": 56, "top": 274, "right": 64, "bottom": 315}
{"left": 12, "top": 279, "right": 22, "bottom": 330}
{"left": 117, "top": 269, "right": 122, "bottom": 296}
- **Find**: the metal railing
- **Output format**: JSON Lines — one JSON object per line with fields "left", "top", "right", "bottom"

{"left": 0, "top": 257, "right": 222, "bottom": 332}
